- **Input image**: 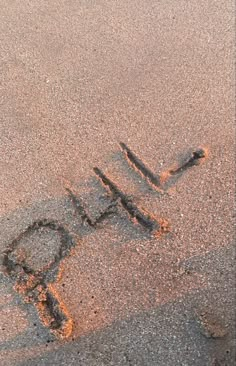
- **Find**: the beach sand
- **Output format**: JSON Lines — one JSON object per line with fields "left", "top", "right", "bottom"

{"left": 0, "top": 0, "right": 235, "bottom": 365}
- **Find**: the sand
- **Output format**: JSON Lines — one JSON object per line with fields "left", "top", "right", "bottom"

{"left": 0, "top": 0, "right": 235, "bottom": 365}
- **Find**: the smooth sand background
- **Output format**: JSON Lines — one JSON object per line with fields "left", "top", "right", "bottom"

{"left": 0, "top": 1, "right": 235, "bottom": 365}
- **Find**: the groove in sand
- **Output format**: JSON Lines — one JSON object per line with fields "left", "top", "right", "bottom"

{"left": 93, "top": 167, "right": 168, "bottom": 235}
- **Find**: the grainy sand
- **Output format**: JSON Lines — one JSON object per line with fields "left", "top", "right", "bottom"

{"left": 0, "top": 1, "right": 235, "bottom": 365}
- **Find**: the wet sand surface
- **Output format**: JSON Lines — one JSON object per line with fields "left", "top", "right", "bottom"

{"left": 0, "top": 1, "right": 235, "bottom": 365}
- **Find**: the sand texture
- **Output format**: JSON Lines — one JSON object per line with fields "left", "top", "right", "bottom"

{"left": 0, "top": 0, "right": 235, "bottom": 365}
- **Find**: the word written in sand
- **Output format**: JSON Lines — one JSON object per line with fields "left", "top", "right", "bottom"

{"left": 2, "top": 143, "right": 207, "bottom": 338}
